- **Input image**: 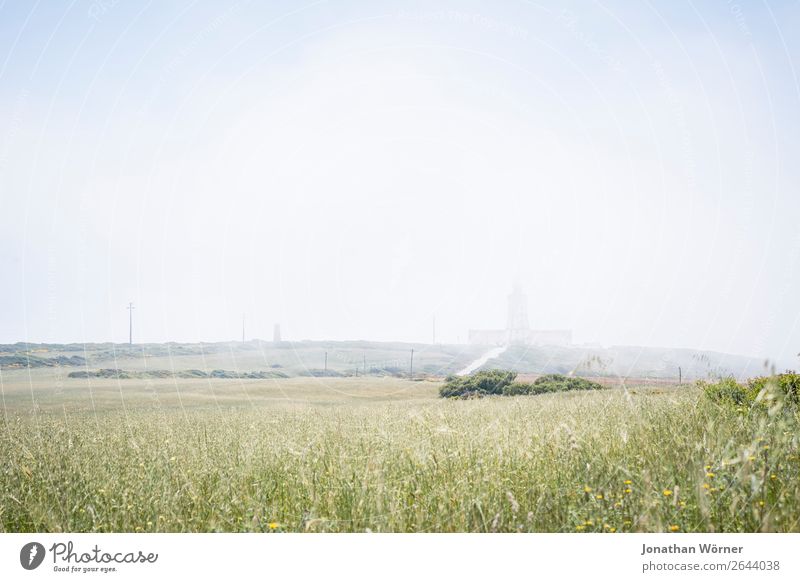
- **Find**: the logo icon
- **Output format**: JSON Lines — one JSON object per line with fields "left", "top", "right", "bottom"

{"left": 20, "top": 542, "right": 46, "bottom": 570}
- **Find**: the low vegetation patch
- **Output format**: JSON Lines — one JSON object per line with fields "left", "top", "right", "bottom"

{"left": 439, "top": 370, "right": 603, "bottom": 398}
{"left": 298, "top": 368, "right": 345, "bottom": 378}
{"left": 67, "top": 368, "right": 289, "bottom": 380}
{"left": 700, "top": 372, "right": 800, "bottom": 411}
{"left": 503, "top": 373, "right": 604, "bottom": 396}
{"left": 439, "top": 370, "right": 516, "bottom": 398}
{"left": 0, "top": 353, "right": 86, "bottom": 369}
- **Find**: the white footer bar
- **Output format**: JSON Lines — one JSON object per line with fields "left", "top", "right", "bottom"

{"left": 2, "top": 533, "right": 798, "bottom": 581}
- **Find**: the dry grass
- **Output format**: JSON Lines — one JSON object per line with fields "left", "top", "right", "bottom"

{"left": 0, "top": 376, "right": 797, "bottom": 532}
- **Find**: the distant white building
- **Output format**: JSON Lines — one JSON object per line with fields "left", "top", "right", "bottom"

{"left": 468, "top": 285, "right": 572, "bottom": 347}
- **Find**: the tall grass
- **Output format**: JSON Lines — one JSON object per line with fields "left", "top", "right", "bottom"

{"left": 1, "top": 387, "right": 797, "bottom": 532}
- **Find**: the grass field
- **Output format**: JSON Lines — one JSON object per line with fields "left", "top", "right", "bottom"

{"left": 1, "top": 371, "right": 797, "bottom": 533}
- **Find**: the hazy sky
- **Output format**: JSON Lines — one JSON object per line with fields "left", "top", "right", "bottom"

{"left": 1, "top": 0, "right": 799, "bottom": 364}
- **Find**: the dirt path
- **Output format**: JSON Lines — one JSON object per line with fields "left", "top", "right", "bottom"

{"left": 456, "top": 345, "right": 508, "bottom": 376}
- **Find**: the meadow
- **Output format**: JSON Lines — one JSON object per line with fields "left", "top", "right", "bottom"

{"left": 1, "top": 371, "right": 797, "bottom": 533}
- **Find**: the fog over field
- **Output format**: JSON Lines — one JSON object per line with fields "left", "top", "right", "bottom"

{"left": 1, "top": 2, "right": 800, "bottom": 364}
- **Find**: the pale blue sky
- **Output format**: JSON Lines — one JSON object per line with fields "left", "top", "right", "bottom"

{"left": 1, "top": 0, "right": 799, "bottom": 365}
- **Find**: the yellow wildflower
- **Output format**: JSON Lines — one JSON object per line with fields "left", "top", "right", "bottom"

{"left": 663, "top": 489, "right": 673, "bottom": 496}
{"left": 268, "top": 522, "right": 280, "bottom": 529}
{"left": 669, "top": 525, "right": 679, "bottom": 532}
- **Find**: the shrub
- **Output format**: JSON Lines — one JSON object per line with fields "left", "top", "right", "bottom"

{"left": 502, "top": 382, "right": 534, "bottom": 396}
{"left": 747, "top": 372, "right": 800, "bottom": 406}
{"left": 700, "top": 371, "right": 800, "bottom": 410}
{"left": 533, "top": 374, "right": 603, "bottom": 392}
{"left": 439, "top": 370, "right": 517, "bottom": 398}
{"left": 502, "top": 374, "right": 603, "bottom": 396}
{"left": 699, "top": 377, "right": 750, "bottom": 405}
{"left": 440, "top": 371, "right": 603, "bottom": 398}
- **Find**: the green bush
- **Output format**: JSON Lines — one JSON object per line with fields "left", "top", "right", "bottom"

{"left": 440, "top": 371, "right": 603, "bottom": 398}
{"left": 700, "top": 371, "right": 800, "bottom": 410}
{"left": 502, "top": 382, "right": 535, "bottom": 396}
{"left": 534, "top": 374, "right": 603, "bottom": 392}
{"left": 698, "top": 377, "right": 750, "bottom": 405}
{"left": 747, "top": 372, "right": 800, "bottom": 406}
{"left": 439, "top": 370, "right": 517, "bottom": 398}
{"left": 503, "top": 374, "right": 603, "bottom": 396}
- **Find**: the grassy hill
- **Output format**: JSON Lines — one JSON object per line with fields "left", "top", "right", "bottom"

{"left": 0, "top": 340, "right": 485, "bottom": 378}
{"left": 0, "top": 340, "right": 771, "bottom": 381}
{"left": 491, "top": 344, "right": 769, "bottom": 381}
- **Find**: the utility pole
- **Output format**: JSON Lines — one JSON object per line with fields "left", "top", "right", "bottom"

{"left": 678, "top": 366, "right": 682, "bottom": 386}
{"left": 409, "top": 348, "right": 414, "bottom": 380}
{"left": 126, "top": 302, "right": 135, "bottom": 345}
